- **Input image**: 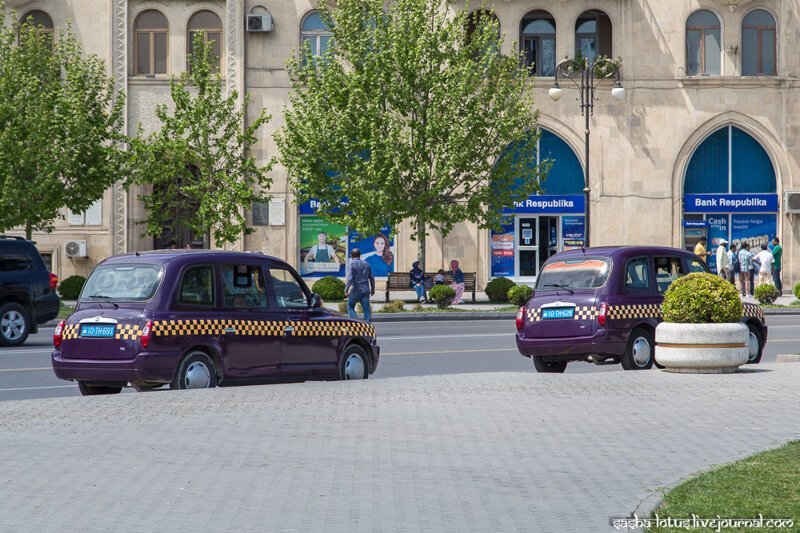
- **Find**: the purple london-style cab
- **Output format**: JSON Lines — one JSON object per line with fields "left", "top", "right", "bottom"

{"left": 515, "top": 246, "right": 767, "bottom": 373}
{"left": 52, "top": 250, "right": 379, "bottom": 395}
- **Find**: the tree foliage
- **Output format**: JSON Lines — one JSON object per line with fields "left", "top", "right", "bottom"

{"left": 0, "top": 9, "right": 126, "bottom": 239}
{"left": 276, "top": 0, "right": 543, "bottom": 268}
{"left": 127, "top": 34, "right": 272, "bottom": 248}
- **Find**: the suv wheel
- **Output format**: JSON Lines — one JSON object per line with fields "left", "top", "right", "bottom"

{"left": 78, "top": 381, "right": 122, "bottom": 396}
{"left": 746, "top": 323, "right": 764, "bottom": 364}
{"left": 621, "top": 328, "right": 654, "bottom": 370}
{"left": 532, "top": 356, "right": 568, "bottom": 373}
{"left": 0, "top": 303, "right": 30, "bottom": 347}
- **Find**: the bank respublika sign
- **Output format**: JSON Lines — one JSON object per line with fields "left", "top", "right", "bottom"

{"left": 503, "top": 195, "right": 585, "bottom": 214}
{"left": 683, "top": 194, "right": 778, "bottom": 213}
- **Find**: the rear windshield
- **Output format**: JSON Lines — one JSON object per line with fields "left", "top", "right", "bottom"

{"left": 81, "top": 264, "right": 162, "bottom": 302}
{"left": 536, "top": 258, "right": 611, "bottom": 290}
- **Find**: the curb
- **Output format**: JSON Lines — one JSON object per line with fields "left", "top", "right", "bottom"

{"left": 776, "top": 354, "right": 800, "bottom": 363}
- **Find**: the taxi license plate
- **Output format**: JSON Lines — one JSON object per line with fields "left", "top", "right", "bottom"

{"left": 541, "top": 307, "right": 575, "bottom": 320}
{"left": 80, "top": 324, "right": 117, "bottom": 338}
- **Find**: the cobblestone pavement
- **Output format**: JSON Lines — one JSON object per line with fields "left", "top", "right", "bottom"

{"left": 1, "top": 364, "right": 799, "bottom": 532}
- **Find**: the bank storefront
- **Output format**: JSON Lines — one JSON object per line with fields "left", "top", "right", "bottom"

{"left": 681, "top": 125, "right": 778, "bottom": 273}
{"left": 490, "top": 130, "right": 586, "bottom": 281}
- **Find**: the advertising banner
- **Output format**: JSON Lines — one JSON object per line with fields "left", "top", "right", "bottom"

{"left": 730, "top": 214, "right": 776, "bottom": 252}
{"left": 348, "top": 225, "right": 395, "bottom": 278}
{"left": 561, "top": 216, "right": 585, "bottom": 250}
{"left": 706, "top": 215, "right": 729, "bottom": 273}
{"left": 299, "top": 216, "right": 348, "bottom": 277}
{"left": 503, "top": 195, "right": 585, "bottom": 215}
{"left": 490, "top": 220, "right": 515, "bottom": 277}
{"left": 683, "top": 194, "right": 778, "bottom": 213}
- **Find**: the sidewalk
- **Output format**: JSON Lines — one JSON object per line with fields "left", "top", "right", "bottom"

{"left": 2, "top": 364, "right": 799, "bottom": 531}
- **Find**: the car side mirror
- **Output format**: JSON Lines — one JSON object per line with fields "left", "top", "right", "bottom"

{"left": 310, "top": 293, "right": 323, "bottom": 308}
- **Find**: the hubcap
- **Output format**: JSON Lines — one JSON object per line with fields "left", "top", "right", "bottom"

{"left": 1, "top": 311, "right": 25, "bottom": 341}
{"left": 632, "top": 337, "right": 651, "bottom": 367}
{"left": 344, "top": 353, "right": 365, "bottom": 380}
{"left": 748, "top": 332, "right": 759, "bottom": 362}
{"left": 183, "top": 361, "right": 211, "bottom": 389}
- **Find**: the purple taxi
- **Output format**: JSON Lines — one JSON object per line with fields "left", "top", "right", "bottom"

{"left": 515, "top": 246, "right": 767, "bottom": 373}
{"left": 52, "top": 251, "right": 379, "bottom": 395}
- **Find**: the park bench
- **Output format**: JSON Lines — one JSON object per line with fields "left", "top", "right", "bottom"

{"left": 385, "top": 271, "right": 477, "bottom": 303}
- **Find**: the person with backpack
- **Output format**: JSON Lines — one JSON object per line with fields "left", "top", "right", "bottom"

{"left": 728, "top": 243, "right": 739, "bottom": 285}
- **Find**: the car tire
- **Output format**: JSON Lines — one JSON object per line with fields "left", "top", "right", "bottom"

{"left": 746, "top": 323, "right": 764, "bottom": 364}
{"left": 78, "top": 381, "right": 123, "bottom": 396}
{"left": 621, "top": 328, "right": 654, "bottom": 370}
{"left": 532, "top": 356, "right": 568, "bottom": 373}
{"left": 339, "top": 344, "right": 368, "bottom": 380}
{"left": 0, "top": 303, "right": 31, "bottom": 347}
{"left": 170, "top": 351, "right": 217, "bottom": 390}
{"left": 133, "top": 381, "right": 164, "bottom": 392}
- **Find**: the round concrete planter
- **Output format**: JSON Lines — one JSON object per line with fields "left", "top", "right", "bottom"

{"left": 655, "top": 322, "right": 749, "bottom": 374}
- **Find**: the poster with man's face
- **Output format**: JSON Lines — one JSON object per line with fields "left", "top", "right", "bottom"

{"left": 299, "top": 216, "right": 347, "bottom": 277}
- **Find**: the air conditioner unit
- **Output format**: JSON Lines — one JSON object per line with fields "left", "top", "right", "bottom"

{"left": 64, "top": 240, "right": 88, "bottom": 258}
{"left": 247, "top": 14, "right": 273, "bottom": 32}
{"left": 785, "top": 191, "right": 800, "bottom": 214}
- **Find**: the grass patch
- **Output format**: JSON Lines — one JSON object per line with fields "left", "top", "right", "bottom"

{"left": 57, "top": 304, "right": 74, "bottom": 319}
{"left": 761, "top": 299, "right": 800, "bottom": 308}
{"left": 648, "top": 440, "right": 800, "bottom": 532}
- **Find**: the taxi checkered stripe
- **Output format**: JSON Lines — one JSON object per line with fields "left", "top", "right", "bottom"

{"left": 608, "top": 304, "right": 662, "bottom": 320}
{"left": 742, "top": 303, "right": 764, "bottom": 321}
{"left": 526, "top": 306, "right": 597, "bottom": 322}
{"left": 115, "top": 324, "right": 142, "bottom": 340}
{"left": 62, "top": 324, "right": 80, "bottom": 340}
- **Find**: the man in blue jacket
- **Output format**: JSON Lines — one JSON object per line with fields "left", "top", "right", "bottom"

{"left": 345, "top": 248, "right": 375, "bottom": 322}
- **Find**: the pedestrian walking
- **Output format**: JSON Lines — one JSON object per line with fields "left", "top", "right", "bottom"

{"left": 727, "top": 244, "right": 739, "bottom": 285}
{"left": 715, "top": 239, "right": 729, "bottom": 279}
{"left": 345, "top": 248, "right": 375, "bottom": 322}
{"left": 771, "top": 237, "right": 783, "bottom": 292}
{"left": 738, "top": 242, "right": 753, "bottom": 297}
{"left": 409, "top": 261, "right": 426, "bottom": 302}
{"left": 694, "top": 236, "right": 711, "bottom": 262}
{"left": 754, "top": 244, "right": 775, "bottom": 287}
{"left": 448, "top": 259, "right": 465, "bottom": 305}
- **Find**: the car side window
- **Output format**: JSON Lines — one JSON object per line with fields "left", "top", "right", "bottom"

{"left": 221, "top": 264, "right": 268, "bottom": 309}
{"left": 269, "top": 268, "right": 309, "bottom": 309}
{"left": 687, "top": 259, "right": 707, "bottom": 273}
{"left": 178, "top": 265, "right": 214, "bottom": 306}
{"left": 624, "top": 257, "right": 651, "bottom": 291}
{"left": 654, "top": 257, "right": 686, "bottom": 293}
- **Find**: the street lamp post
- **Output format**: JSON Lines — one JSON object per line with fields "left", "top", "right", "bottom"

{"left": 548, "top": 56, "right": 624, "bottom": 248}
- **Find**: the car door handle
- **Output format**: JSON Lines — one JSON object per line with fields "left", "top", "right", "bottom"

{"left": 224, "top": 327, "right": 236, "bottom": 334}
{"left": 284, "top": 326, "right": 295, "bottom": 333}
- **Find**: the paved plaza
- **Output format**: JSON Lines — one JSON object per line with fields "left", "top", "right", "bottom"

{"left": 1, "top": 364, "right": 799, "bottom": 532}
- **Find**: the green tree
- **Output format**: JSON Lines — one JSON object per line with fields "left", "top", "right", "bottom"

{"left": 128, "top": 34, "right": 272, "bottom": 248}
{"left": 0, "top": 10, "right": 126, "bottom": 239}
{"left": 276, "top": 0, "right": 543, "bottom": 268}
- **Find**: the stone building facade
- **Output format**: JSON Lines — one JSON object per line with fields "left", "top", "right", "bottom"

{"left": 4, "top": 0, "right": 799, "bottom": 291}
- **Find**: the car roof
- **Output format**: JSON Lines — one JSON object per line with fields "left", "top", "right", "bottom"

{"left": 551, "top": 245, "right": 696, "bottom": 261}
{"left": 97, "top": 249, "right": 287, "bottom": 266}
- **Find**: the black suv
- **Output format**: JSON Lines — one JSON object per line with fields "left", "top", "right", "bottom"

{"left": 0, "top": 236, "right": 60, "bottom": 346}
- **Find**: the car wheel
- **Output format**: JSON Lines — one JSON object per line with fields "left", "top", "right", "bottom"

{"left": 339, "top": 345, "right": 368, "bottom": 380}
{"left": 532, "top": 356, "right": 568, "bottom": 373}
{"left": 78, "top": 381, "right": 123, "bottom": 396}
{"left": 0, "top": 303, "right": 30, "bottom": 347}
{"left": 133, "top": 381, "right": 164, "bottom": 392}
{"left": 746, "top": 323, "right": 764, "bottom": 364}
{"left": 621, "top": 328, "right": 654, "bottom": 370}
{"left": 170, "top": 351, "right": 217, "bottom": 390}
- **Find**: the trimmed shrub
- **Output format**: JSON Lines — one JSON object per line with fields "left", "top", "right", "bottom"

{"left": 485, "top": 277, "right": 516, "bottom": 302}
{"left": 662, "top": 272, "right": 742, "bottom": 323}
{"left": 429, "top": 285, "right": 456, "bottom": 309}
{"left": 793, "top": 282, "right": 800, "bottom": 301}
{"left": 313, "top": 276, "right": 345, "bottom": 301}
{"left": 754, "top": 283, "right": 780, "bottom": 305}
{"left": 508, "top": 285, "right": 533, "bottom": 307}
{"left": 58, "top": 275, "right": 86, "bottom": 300}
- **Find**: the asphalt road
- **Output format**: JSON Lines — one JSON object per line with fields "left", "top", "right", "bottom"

{"left": 1, "top": 316, "right": 797, "bottom": 402}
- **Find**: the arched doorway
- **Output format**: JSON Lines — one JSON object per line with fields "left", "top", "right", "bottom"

{"left": 491, "top": 129, "right": 585, "bottom": 280}
{"left": 682, "top": 125, "right": 778, "bottom": 272}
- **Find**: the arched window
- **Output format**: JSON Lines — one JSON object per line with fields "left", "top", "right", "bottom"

{"left": 520, "top": 11, "right": 555, "bottom": 76}
{"left": 742, "top": 9, "right": 776, "bottom": 76}
{"left": 188, "top": 11, "right": 223, "bottom": 71}
{"left": 20, "top": 10, "right": 54, "bottom": 33}
{"left": 134, "top": 10, "right": 168, "bottom": 75}
{"left": 686, "top": 10, "right": 721, "bottom": 76}
{"left": 575, "top": 10, "right": 612, "bottom": 61}
{"left": 466, "top": 10, "right": 500, "bottom": 50}
{"left": 300, "top": 11, "right": 333, "bottom": 58}
{"left": 685, "top": 126, "right": 775, "bottom": 194}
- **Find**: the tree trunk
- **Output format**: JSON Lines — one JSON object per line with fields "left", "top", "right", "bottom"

{"left": 25, "top": 221, "right": 32, "bottom": 241}
{"left": 416, "top": 214, "right": 426, "bottom": 271}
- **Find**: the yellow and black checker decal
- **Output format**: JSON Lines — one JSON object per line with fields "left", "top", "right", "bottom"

{"left": 607, "top": 304, "right": 661, "bottom": 321}
{"left": 527, "top": 306, "right": 597, "bottom": 322}
{"left": 742, "top": 303, "right": 764, "bottom": 321}
{"left": 62, "top": 323, "right": 80, "bottom": 340}
{"left": 61, "top": 323, "right": 142, "bottom": 340}
{"left": 150, "top": 319, "right": 375, "bottom": 339}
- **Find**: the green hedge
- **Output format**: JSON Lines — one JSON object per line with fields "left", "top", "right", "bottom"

{"left": 58, "top": 275, "right": 86, "bottom": 300}
{"left": 793, "top": 282, "right": 800, "bottom": 301}
{"left": 754, "top": 284, "right": 780, "bottom": 305}
{"left": 508, "top": 285, "right": 533, "bottom": 307}
{"left": 485, "top": 277, "right": 516, "bottom": 302}
{"left": 662, "top": 272, "right": 742, "bottom": 323}
{"left": 429, "top": 285, "right": 456, "bottom": 309}
{"left": 312, "top": 276, "right": 345, "bottom": 301}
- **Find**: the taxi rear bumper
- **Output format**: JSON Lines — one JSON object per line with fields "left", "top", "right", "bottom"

{"left": 51, "top": 350, "right": 182, "bottom": 384}
{"left": 516, "top": 328, "right": 626, "bottom": 361}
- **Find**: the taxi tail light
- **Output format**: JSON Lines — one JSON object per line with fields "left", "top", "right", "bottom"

{"left": 49, "top": 273, "right": 58, "bottom": 290}
{"left": 597, "top": 302, "right": 608, "bottom": 327}
{"left": 140, "top": 320, "right": 154, "bottom": 349}
{"left": 53, "top": 320, "right": 65, "bottom": 348}
{"left": 516, "top": 307, "right": 525, "bottom": 331}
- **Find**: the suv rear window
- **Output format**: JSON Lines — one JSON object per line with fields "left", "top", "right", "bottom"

{"left": 536, "top": 258, "right": 611, "bottom": 290}
{"left": 81, "top": 264, "right": 161, "bottom": 302}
